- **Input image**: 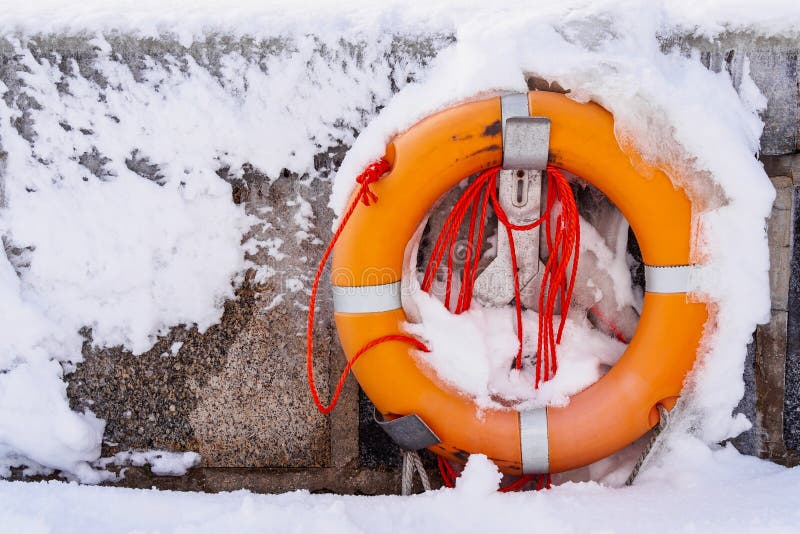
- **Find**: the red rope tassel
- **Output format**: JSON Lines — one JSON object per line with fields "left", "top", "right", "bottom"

{"left": 422, "top": 166, "right": 580, "bottom": 386}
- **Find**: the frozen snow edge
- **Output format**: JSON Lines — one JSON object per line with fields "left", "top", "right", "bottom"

{"left": 97, "top": 450, "right": 201, "bottom": 477}
{"left": 0, "top": 0, "right": 799, "bottom": 43}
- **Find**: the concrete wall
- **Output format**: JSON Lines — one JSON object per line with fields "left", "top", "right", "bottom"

{"left": 1, "top": 32, "right": 798, "bottom": 492}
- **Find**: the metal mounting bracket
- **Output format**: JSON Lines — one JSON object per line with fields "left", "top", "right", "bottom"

{"left": 501, "top": 93, "right": 551, "bottom": 170}
{"left": 374, "top": 409, "right": 441, "bottom": 451}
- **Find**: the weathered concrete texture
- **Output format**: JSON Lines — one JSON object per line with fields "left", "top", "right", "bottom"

{"left": 358, "top": 391, "right": 402, "bottom": 469}
{"left": 768, "top": 176, "right": 794, "bottom": 313}
{"left": 185, "top": 297, "right": 331, "bottom": 467}
{"left": 736, "top": 47, "right": 797, "bottom": 155}
{"left": 67, "top": 166, "right": 371, "bottom": 468}
{"left": 731, "top": 340, "right": 758, "bottom": 456}
{"left": 756, "top": 310, "right": 790, "bottom": 459}
{"left": 784, "top": 186, "right": 800, "bottom": 450}
{"left": 0, "top": 33, "right": 452, "bottom": 482}
{"left": 732, "top": 170, "right": 796, "bottom": 459}
{"left": 751, "top": 165, "right": 800, "bottom": 466}
{"left": 675, "top": 35, "right": 799, "bottom": 155}
{"left": 69, "top": 281, "right": 332, "bottom": 467}
{"left": 69, "top": 174, "right": 340, "bottom": 467}
{"left": 102, "top": 465, "right": 433, "bottom": 495}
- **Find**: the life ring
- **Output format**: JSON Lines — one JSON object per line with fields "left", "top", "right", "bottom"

{"left": 330, "top": 91, "right": 707, "bottom": 475}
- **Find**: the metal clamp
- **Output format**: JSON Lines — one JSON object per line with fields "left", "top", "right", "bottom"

{"left": 501, "top": 93, "right": 551, "bottom": 170}
{"left": 374, "top": 409, "right": 441, "bottom": 451}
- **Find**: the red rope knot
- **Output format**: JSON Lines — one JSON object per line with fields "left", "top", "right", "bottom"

{"left": 356, "top": 158, "right": 391, "bottom": 206}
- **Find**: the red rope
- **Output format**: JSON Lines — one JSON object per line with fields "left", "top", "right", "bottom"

{"left": 307, "top": 159, "right": 580, "bottom": 491}
{"left": 306, "top": 159, "right": 430, "bottom": 415}
{"left": 421, "top": 166, "right": 580, "bottom": 386}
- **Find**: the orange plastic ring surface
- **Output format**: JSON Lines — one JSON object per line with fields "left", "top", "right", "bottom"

{"left": 331, "top": 91, "right": 708, "bottom": 474}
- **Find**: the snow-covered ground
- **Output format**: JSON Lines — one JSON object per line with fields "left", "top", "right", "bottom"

{"left": 2, "top": 452, "right": 800, "bottom": 533}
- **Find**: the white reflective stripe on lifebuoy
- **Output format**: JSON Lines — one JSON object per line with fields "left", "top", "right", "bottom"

{"left": 644, "top": 265, "right": 692, "bottom": 294}
{"left": 332, "top": 281, "right": 402, "bottom": 313}
{"left": 520, "top": 408, "right": 549, "bottom": 474}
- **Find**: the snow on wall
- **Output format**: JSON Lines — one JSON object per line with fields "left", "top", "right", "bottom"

{"left": 0, "top": 0, "right": 798, "bottom": 482}
{"left": 0, "top": 28, "right": 448, "bottom": 479}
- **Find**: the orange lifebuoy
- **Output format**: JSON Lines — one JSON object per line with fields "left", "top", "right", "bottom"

{"left": 331, "top": 91, "right": 707, "bottom": 475}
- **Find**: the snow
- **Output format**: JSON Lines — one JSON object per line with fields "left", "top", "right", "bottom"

{"left": 1, "top": 451, "right": 800, "bottom": 533}
{"left": 97, "top": 450, "right": 200, "bottom": 476}
{"left": 0, "top": 0, "right": 794, "bottom": 504}
{"left": 0, "top": 0, "right": 798, "bottom": 44}
{"left": 406, "top": 290, "right": 626, "bottom": 409}
{"left": 0, "top": 359, "right": 105, "bottom": 482}
{"left": 168, "top": 342, "right": 184, "bottom": 357}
